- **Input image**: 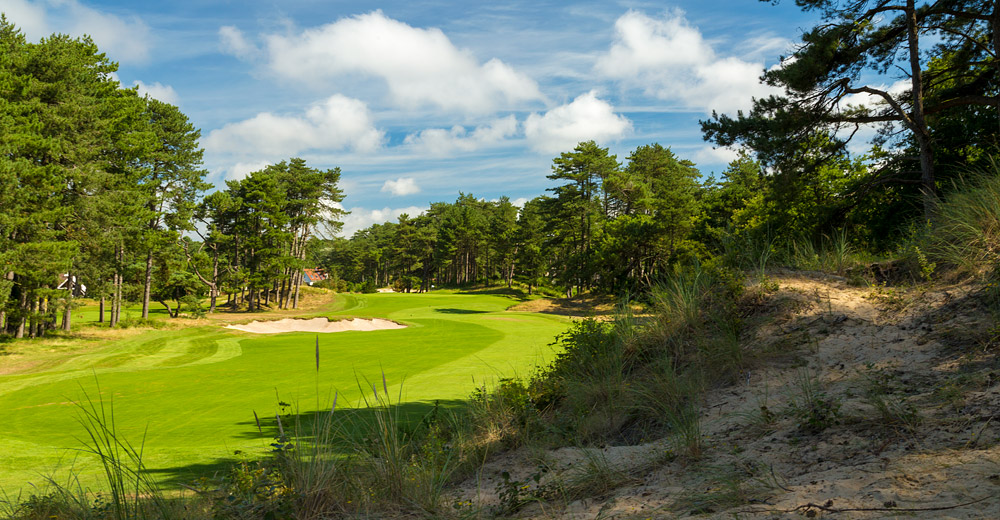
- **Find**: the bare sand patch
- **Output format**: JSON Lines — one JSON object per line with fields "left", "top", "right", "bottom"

{"left": 225, "top": 317, "right": 405, "bottom": 334}
{"left": 450, "top": 272, "right": 1000, "bottom": 518}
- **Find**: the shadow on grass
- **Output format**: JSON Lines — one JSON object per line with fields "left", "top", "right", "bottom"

{"left": 434, "top": 308, "right": 490, "bottom": 314}
{"left": 145, "top": 457, "right": 244, "bottom": 489}
{"left": 145, "top": 399, "right": 469, "bottom": 489}
{"left": 236, "top": 399, "right": 469, "bottom": 442}
{"left": 457, "top": 287, "right": 531, "bottom": 300}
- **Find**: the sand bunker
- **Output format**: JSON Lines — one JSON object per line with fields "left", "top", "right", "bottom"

{"left": 226, "top": 317, "right": 406, "bottom": 334}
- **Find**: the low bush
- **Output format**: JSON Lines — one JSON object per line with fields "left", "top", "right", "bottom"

{"left": 465, "top": 262, "right": 752, "bottom": 449}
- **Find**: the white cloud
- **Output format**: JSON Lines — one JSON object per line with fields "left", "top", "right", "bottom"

{"left": 341, "top": 205, "right": 427, "bottom": 237}
{"left": 741, "top": 34, "right": 791, "bottom": 62}
{"left": 254, "top": 10, "right": 543, "bottom": 113}
{"left": 7, "top": 0, "right": 152, "bottom": 64}
{"left": 1, "top": 0, "right": 48, "bottom": 37}
{"left": 523, "top": 91, "right": 632, "bottom": 153}
{"left": 69, "top": 3, "right": 150, "bottom": 64}
{"left": 842, "top": 79, "right": 910, "bottom": 109}
{"left": 381, "top": 177, "right": 421, "bottom": 196}
{"left": 489, "top": 196, "right": 529, "bottom": 207}
{"left": 692, "top": 145, "right": 741, "bottom": 166}
{"left": 221, "top": 161, "right": 271, "bottom": 181}
{"left": 404, "top": 116, "right": 518, "bottom": 156}
{"left": 204, "top": 94, "right": 385, "bottom": 156}
{"left": 219, "top": 25, "right": 257, "bottom": 60}
{"left": 595, "top": 10, "right": 782, "bottom": 114}
{"left": 134, "top": 80, "right": 180, "bottom": 105}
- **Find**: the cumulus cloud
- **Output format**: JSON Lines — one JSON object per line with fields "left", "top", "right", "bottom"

{"left": 219, "top": 25, "right": 258, "bottom": 60}
{"left": 692, "top": 145, "right": 742, "bottom": 166}
{"left": 381, "top": 177, "right": 421, "bottom": 196}
{"left": 221, "top": 161, "right": 271, "bottom": 181}
{"left": 1, "top": 0, "right": 48, "bottom": 37}
{"left": 340, "top": 205, "right": 427, "bottom": 237}
{"left": 243, "top": 10, "right": 542, "bottom": 113}
{"left": 5, "top": 0, "right": 152, "bottom": 64}
{"left": 842, "top": 79, "right": 910, "bottom": 109}
{"left": 134, "top": 80, "right": 180, "bottom": 105}
{"left": 203, "top": 94, "right": 385, "bottom": 156}
{"left": 490, "top": 196, "right": 530, "bottom": 207}
{"left": 404, "top": 116, "right": 518, "bottom": 156}
{"left": 523, "top": 91, "right": 632, "bottom": 153}
{"left": 595, "top": 10, "right": 782, "bottom": 114}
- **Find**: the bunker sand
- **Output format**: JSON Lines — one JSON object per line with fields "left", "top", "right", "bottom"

{"left": 226, "top": 317, "right": 406, "bottom": 334}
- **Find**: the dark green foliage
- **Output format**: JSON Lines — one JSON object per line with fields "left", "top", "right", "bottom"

{"left": 501, "top": 263, "right": 748, "bottom": 445}
{"left": 704, "top": 0, "right": 1000, "bottom": 230}
{"left": 323, "top": 141, "right": 705, "bottom": 297}
{"left": 205, "top": 158, "right": 344, "bottom": 311}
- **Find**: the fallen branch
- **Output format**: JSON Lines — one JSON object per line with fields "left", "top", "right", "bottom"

{"left": 739, "top": 495, "right": 990, "bottom": 515}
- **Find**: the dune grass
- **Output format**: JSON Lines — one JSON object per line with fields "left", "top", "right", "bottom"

{"left": 0, "top": 290, "right": 570, "bottom": 495}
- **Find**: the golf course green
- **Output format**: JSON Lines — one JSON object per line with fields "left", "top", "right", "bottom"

{"left": 0, "top": 290, "right": 570, "bottom": 494}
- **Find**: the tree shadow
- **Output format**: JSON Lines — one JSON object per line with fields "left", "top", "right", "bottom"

{"left": 434, "top": 308, "right": 490, "bottom": 314}
{"left": 145, "top": 457, "right": 244, "bottom": 488}
{"left": 147, "top": 399, "right": 469, "bottom": 489}
{"left": 457, "top": 287, "right": 531, "bottom": 301}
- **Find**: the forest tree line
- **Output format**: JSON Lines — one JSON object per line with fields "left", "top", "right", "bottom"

{"left": 6, "top": 0, "right": 1000, "bottom": 336}
{"left": 315, "top": 142, "right": 868, "bottom": 296}
{"left": 319, "top": 0, "right": 1000, "bottom": 294}
{"left": 0, "top": 19, "right": 344, "bottom": 338}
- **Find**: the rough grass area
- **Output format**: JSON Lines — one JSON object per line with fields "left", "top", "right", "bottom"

{"left": 0, "top": 290, "right": 570, "bottom": 495}
{"left": 448, "top": 272, "right": 1000, "bottom": 519}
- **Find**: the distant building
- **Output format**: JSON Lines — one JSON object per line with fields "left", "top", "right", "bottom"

{"left": 302, "top": 269, "right": 328, "bottom": 286}
{"left": 57, "top": 274, "right": 87, "bottom": 296}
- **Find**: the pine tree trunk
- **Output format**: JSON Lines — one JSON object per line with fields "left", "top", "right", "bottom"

{"left": 142, "top": 250, "right": 153, "bottom": 319}
{"left": 278, "top": 273, "right": 287, "bottom": 310}
{"left": 0, "top": 272, "right": 11, "bottom": 333}
{"left": 293, "top": 227, "right": 305, "bottom": 309}
{"left": 158, "top": 299, "right": 175, "bottom": 318}
{"left": 210, "top": 248, "right": 219, "bottom": 313}
{"left": 111, "top": 245, "right": 122, "bottom": 328}
{"left": 38, "top": 296, "right": 48, "bottom": 337}
{"left": 15, "top": 288, "right": 26, "bottom": 338}
{"left": 905, "top": 0, "right": 936, "bottom": 220}
{"left": 111, "top": 272, "right": 119, "bottom": 327}
{"left": 293, "top": 269, "right": 302, "bottom": 309}
{"left": 62, "top": 271, "right": 73, "bottom": 331}
{"left": 28, "top": 296, "right": 37, "bottom": 338}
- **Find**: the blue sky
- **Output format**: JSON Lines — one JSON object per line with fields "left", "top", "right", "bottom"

{"left": 2, "top": 0, "right": 820, "bottom": 235}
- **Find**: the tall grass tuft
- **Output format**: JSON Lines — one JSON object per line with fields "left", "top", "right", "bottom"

{"left": 275, "top": 406, "right": 345, "bottom": 519}
{"left": 73, "top": 381, "right": 174, "bottom": 520}
{"left": 1, "top": 379, "right": 187, "bottom": 520}
{"left": 927, "top": 170, "right": 1000, "bottom": 279}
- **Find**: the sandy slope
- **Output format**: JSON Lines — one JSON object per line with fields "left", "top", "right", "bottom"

{"left": 225, "top": 317, "right": 405, "bottom": 334}
{"left": 453, "top": 271, "right": 1000, "bottom": 519}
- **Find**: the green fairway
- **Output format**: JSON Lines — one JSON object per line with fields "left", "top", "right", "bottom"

{"left": 0, "top": 291, "right": 569, "bottom": 493}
